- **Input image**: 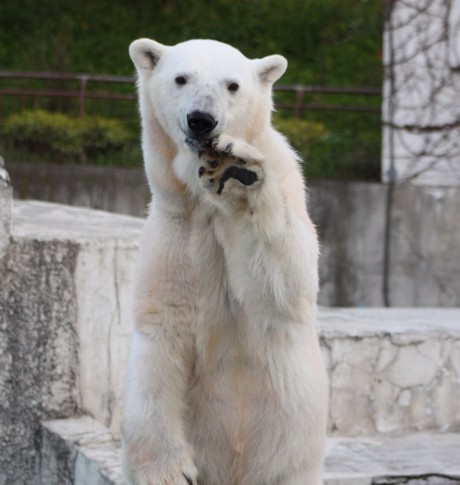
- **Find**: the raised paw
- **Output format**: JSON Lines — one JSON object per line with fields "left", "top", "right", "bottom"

{"left": 217, "top": 165, "right": 259, "bottom": 194}
{"left": 197, "top": 137, "right": 264, "bottom": 198}
{"left": 122, "top": 448, "right": 198, "bottom": 485}
{"left": 211, "top": 134, "right": 264, "bottom": 164}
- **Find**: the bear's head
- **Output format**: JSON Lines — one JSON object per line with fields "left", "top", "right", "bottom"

{"left": 129, "top": 38, "right": 287, "bottom": 153}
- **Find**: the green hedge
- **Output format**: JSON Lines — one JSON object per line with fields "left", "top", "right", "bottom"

{"left": 1, "top": 110, "right": 136, "bottom": 164}
{"left": 274, "top": 118, "right": 328, "bottom": 159}
{"left": 273, "top": 114, "right": 380, "bottom": 181}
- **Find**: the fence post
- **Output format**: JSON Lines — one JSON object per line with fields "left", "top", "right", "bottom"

{"left": 294, "top": 85, "right": 305, "bottom": 119}
{"left": 79, "top": 76, "right": 88, "bottom": 117}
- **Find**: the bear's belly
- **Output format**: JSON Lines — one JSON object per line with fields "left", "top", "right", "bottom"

{"left": 185, "top": 351, "right": 301, "bottom": 485}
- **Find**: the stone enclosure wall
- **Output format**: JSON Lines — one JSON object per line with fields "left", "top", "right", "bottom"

{"left": 1, "top": 165, "right": 460, "bottom": 484}
{"left": 321, "top": 308, "right": 460, "bottom": 436}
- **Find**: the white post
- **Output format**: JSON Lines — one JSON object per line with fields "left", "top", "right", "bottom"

{"left": 382, "top": 0, "right": 460, "bottom": 186}
{"left": 0, "top": 156, "right": 12, "bottom": 259}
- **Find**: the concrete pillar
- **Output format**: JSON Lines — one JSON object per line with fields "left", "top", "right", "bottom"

{"left": 382, "top": 0, "right": 460, "bottom": 185}
{"left": 0, "top": 156, "right": 12, "bottom": 259}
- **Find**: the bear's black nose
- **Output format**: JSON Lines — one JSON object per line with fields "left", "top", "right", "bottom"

{"left": 187, "top": 111, "right": 218, "bottom": 137}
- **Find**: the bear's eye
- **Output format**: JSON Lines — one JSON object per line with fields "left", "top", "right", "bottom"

{"left": 175, "top": 76, "right": 187, "bottom": 86}
{"left": 228, "top": 82, "right": 239, "bottom": 93}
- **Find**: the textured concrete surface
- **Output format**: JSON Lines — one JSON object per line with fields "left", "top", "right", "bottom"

{"left": 0, "top": 201, "right": 142, "bottom": 485}
{"left": 13, "top": 201, "right": 143, "bottom": 439}
{"left": 310, "top": 181, "right": 460, "bottom": 307}
{"left": 41, "top": 416, "right": 460, "bottom": 485}
{"left": 320, "top": 308, "right": 460, "bottom": 435}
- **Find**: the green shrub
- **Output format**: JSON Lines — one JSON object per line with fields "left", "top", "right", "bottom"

{"left": 273, "top": 114, "right": 380, "bottom": 181}
{"left": 78, "top": 116, "right": 133, "bottom": 158}
{"left": 1, "top": 110, "right": 134, "bottom": 164}
{"left": 274, "top": 117, "right": 328, "bottom": 160}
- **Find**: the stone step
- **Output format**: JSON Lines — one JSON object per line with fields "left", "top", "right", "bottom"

{"left": 40, "top": 416, "right": 460, "bottom": 485}
{"left": 324, "top": 433, "right": 460, "bottom": 484}
{"left": 40, "top": 416, "right": 124, "bottom": 485}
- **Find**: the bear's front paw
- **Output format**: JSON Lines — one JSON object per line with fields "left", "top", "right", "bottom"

{"left": 198, "top": 136, "right": 264, "bottom": 199}
{"left": 212, "top": 134, "right": 264, "bottom": 164}
{"left": 126, "top": 467, "right": 198, "bottom": 485}
{"left": 123, "top": 451, "right": 198, "bottom": 485}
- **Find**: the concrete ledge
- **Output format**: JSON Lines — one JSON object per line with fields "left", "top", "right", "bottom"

{"left": 41, "top": 416, "right": 460, "bottom": 485}
{"left": 12, "top": 199, "right": 143, "bottom": 242}
{"left": 41, "top": 416, "right": 125, "bottom": 485}
{"left": 325, "top": 432, "right": 460, "bottom": 484}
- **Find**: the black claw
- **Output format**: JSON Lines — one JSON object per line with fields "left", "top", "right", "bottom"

{"left": 220, "top": 142, "right": 233, "bottom": 156}
{"left": 217, "top": 166, "right": 258, "bottom": 195}
{"left": 198, "top": 167, "right": 206, "bottom": 177}
{"left": 209, "top": 160, "right": 219, "bottom": 168}
{"left": 183, "top": 473, "right": 194, "bottom": 485}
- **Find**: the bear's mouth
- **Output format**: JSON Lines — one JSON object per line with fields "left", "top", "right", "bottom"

{"left": 184, "top": 135, "right": 214, "bottom": 154}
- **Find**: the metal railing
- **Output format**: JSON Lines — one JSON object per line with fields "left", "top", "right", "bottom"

{"left": 0, "top": 71, "right": 381, "bottom": 120}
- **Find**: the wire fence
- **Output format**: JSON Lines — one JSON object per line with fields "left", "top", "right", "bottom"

{"left": 0, "top": 70, "right": 381, "bottom": 122}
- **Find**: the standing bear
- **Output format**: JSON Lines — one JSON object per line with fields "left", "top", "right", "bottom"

{"left": 122, "top": 38, "right": 328, "bottom": 485}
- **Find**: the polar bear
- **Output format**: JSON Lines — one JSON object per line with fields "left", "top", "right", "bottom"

{"left": 122, "top": 38, "right": 328, "bottom": 485}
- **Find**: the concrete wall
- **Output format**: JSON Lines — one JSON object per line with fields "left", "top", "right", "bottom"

{"left": 8, "top": 163, "right": 460, "bottom": 307}
{"left": 8, "top": 162, "right": 150, "bottom": 217}
{"left": 310, "top": 181, "right": 460, "bottom": 307}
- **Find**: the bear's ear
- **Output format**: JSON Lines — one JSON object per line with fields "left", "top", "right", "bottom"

{"left": 129, "top": 38, "right": 168, "bottom": 72}
{"left": 255, "top": 55, "right": 288, "bottom": 84}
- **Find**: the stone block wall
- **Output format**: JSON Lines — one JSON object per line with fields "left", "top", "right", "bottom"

{"left": 320, "top": 308, "right": 460, "bottom": 436}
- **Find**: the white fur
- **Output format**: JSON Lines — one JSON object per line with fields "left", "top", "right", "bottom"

{"left": 122, "top": 38, "right": 328, "bottom": 485}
